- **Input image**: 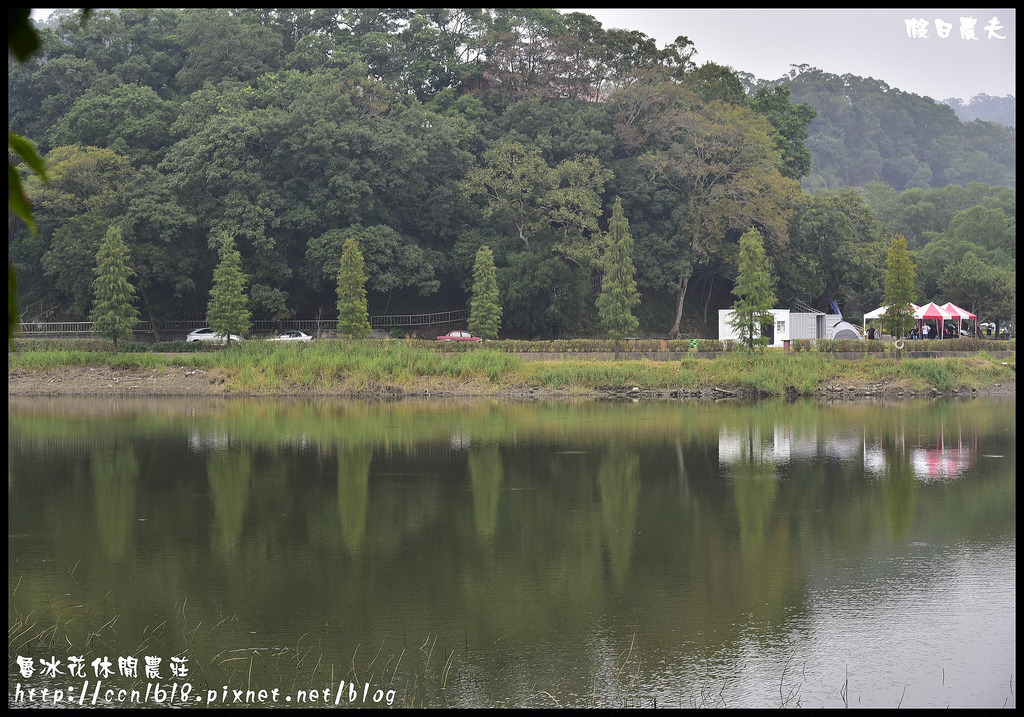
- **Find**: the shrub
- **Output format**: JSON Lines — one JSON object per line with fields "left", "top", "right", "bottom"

{"left": 623, "top": 339, "right": 661, "bottom": 352}
{"left": 905, "top": 340, "right": 944, "bottom": 352}
{"left": 696, "top": 339, "right": 723, "bottom": 352}
{"left": 121, "top": 341, "right": 150, "bottom": 353}
{"left": 486, "top": 339, "right": 526, "bottom": 353}
{"left": 791, "top": 338, "right": 813, "bottom": 352}
{"left": 941, "top": 337, "right": 1010, "bottom": 352}
{"left": 433, "top": 339, "right": 481, "bottom": 353}
{"left": 152, "top": 340, "right": 203, "bottom": 353}
{"left": 816, "top": 339, "right": 868, "bottom": 353}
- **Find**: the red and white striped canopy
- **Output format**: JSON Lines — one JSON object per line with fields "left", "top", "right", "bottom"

{"left": 940, "top": 302, "right": 978, "bottom": 320}
{"left": 914, "top": 302, "right": 953, "bottom": 320}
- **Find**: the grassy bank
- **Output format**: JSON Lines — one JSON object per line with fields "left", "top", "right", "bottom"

{"left": 8, "top": 340, "right": 1016, "bottom": 397}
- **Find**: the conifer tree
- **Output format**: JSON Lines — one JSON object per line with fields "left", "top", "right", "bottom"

{"left": 882, "top": 234, "right": 918, "bottom": 342}
{"left": 206, "top": 232, "right": 251, "bottom": 346}
{"left": 468, "top": 245, "right": 501, "bottom": 340}
{"left": 729, "top": 227, "right": 777, "bottom": 350}
{"left": 596, "top": 197, "right": 640, "bottom": 340}
{"left": 90, "top": 225, "right": 140, "bottom": 352}
{"left": 336, "top": 237, "right": 370, "bottom": 339}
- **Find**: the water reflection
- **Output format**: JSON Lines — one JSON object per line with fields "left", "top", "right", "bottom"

{"left": 91, "top": 446, "right": 138, "bottom": 561}
{"left": 713, "top": 403, "right": 988, "bottom": 489}
{"left": 469, "top": 445, "right": 502, "bottom": 542}
{"left": 596, "top": 445, "right": 640, "bottom": 585}
{"left": 863, "top": 421, "right": 980, "bottom": 483}
{"left": 8, "top": 397, "right": 1015, "bottom": 709}
{"left": 337, "top": 446, "right": 371, "bottom": 552}
{"left": 909, "top": 434, "right": 977, "bottom": 482}
{"left": 208, "top": 449, "right": 251, "bottom": 553}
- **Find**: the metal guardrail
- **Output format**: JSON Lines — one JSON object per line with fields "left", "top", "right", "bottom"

{"left": 16, "top": 311, "right": 470, "bottom": 336}
{"left": 16, "top": 321, "right": 144, "bottom": 335}
{"left": 370, "top": 310, "right": 468, "bottom": 327}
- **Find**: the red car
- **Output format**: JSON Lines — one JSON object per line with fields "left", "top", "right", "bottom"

{"left": 436, "top": 330, "right": 483, "bottom": 342}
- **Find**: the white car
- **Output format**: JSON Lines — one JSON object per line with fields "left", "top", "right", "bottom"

{"left": 185, "top": 327, "right": 245, "bottom": 344}
{"left": 268, "top": 330, "right": 313, "bottom": 342}
{"left": 436, "top": 330, "right": 483, "bottom": 343}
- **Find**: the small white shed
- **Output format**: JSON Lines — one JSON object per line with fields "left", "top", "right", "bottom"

{"left": 719, "top": 309, "right": 840, "bottom": 347}
{"left": 719, "top": 309, "right": 792, "bottom": 347}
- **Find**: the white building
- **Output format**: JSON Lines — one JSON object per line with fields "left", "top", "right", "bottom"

{"left": 718, "top": 309, "right": 841, "bottom": 347}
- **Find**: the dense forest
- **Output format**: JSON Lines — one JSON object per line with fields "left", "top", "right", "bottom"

{"left": 749, "top": 66, "right": 1016, "bottom": 192}
{"left": 8, "top": 8, "right": 1016, "bottom": 337}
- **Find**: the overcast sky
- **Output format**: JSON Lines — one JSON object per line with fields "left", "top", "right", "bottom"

{"left": 570, "top": 8, "right": 1015, "bottom": 102}
{"left": 31, "top": 8, "right": 1015, "bottom": 102}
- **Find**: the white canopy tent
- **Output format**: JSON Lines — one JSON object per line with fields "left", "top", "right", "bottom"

{"left": 865, "top": 302, "right": 976, "bottom": 339}
{"left": 862, "top": 304, "right": 919, "bottom": 336}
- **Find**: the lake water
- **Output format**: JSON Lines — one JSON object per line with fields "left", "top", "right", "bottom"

{"left": 8, "top": 396, "right": 1015, "bottom": 709}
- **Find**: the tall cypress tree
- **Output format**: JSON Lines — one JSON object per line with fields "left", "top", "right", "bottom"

{"left": 206, "top": 232, "right": 251, "bottom": 346}
{"left": 90, "top": 225, "right": 140, "bottom": 352}
{"left": 468, "top": 245, "right": 501, "bottom": 340}
{"left": 882, "top": 234, "right": 918, "bottom": 342}
{"left": 336, "top": 237, "right": 370, "bottom": 339}
{"left": 596, "top": 197, "right": 640, "bottom": 340}
{"left": 729, "top": 228, "right": 777, "bottom": 350}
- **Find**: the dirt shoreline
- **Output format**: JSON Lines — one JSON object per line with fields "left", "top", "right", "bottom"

{"left": 7, "top": 364, "right": 1015, "bottom": 401}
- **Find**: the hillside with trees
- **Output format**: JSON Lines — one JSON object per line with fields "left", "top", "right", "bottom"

{"left": 747, "top": 66, "right": 1015, "bottom": 192}
{"left": 9, "top": 9, "right": 1015, "bottom": 337}
{"left": 944, "top": 94, "right": 1015, "bottom": 128}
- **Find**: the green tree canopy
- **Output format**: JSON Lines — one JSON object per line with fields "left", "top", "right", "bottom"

{"left": 596, "top": 197, "right": 640, "bottom": 340}
{"left": 729, "top": 228, "right": 777, "bottom": 350}
{"left": 49, "top": 82, "right": 178, "bottom": 166}
{"left": 7, "top": 9, "right": 1014, "bottom": 341}
{"left": 468, "top": 245, "right": 502, "bottom": 340}
{"left": 336, "top": 236, "right": 371, "bottom": 339}
{"left": 206, "top": 232, "right": 251, "bottom": 345}
{"left": 634, "top": 97, "right": 797, "bottom": 336}
{"left": 305, "top": 224, "right": 440, "bottom": 297}
{"left": 939, "top": 251, "right": 1015, "bottom": 325}
{"left": 882, "top": 234, "right": 918, "bottom": 341}
{"left": 748, "top": 84, "right": 816, "bottom": 181}
{"left": 173, "top": 9, "right": 284, "bottom": 94}
{"left": 462, "top": 140, "right": 609, "bottom": 259}
{"left": 18, "top": 145, "right": 138, "bottom": 318}
{"left": 918, "top": 205, "right": 1015, "bottom": 298}
{"left": 777, "top": 190, "right": 888, "bottom": 316}
{"left": 90, "top": 224, "right": 140, "bottom": 351}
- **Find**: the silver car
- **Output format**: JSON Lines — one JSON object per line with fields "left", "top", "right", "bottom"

{"left": 185, "top": 327, "right": 245, "bottom": 344}
{"left": 268, "top": 331, "right": 313, "bottom": 342}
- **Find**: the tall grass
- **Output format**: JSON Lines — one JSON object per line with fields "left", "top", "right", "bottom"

{"left": 8, "top": 340, "right": 1015, "bottom": 396}
{"left": 204, "top": 340, "right": 526, "bottom": 392}
{"left": 9, "top": 349, "right": 211, "bottom": 371}
{"left": 705, "top": 352, "right": 836, "bottom": 395}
